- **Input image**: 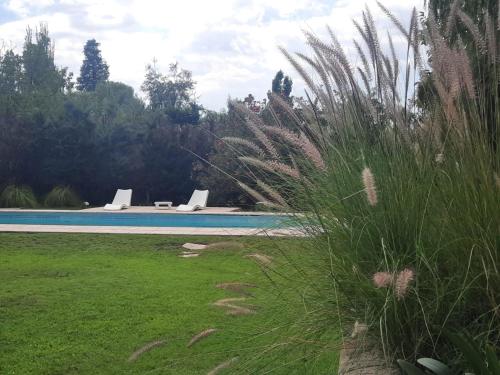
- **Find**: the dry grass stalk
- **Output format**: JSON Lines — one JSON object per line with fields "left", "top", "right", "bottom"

{"left": 216, "top": 282, "right": 257, "bottom": 296}
{"left": 207, "top": 357, "right": 239, "bottom": 375}
{"left": 178, "top": 253, "right": 200, "bottom": 258}
{"left": 226, "top": 306, "right": 256, "bottom": 315}
{"left": 362, "top": 167, "right": 378, "bottom": 206}
{"left": 212, "top": 297, "right": 247, "bottom": 307}
{"left": 212, "top": 297, "right": 256, "bottom": 315}
{"left": 128, "top": 340, "right": 165, "bottom": 362}
{"left": 245, "top": 253, "right": 273, "bottom": 266}
{"left": 237, "top": 181, "right": 268, "bottom": 203}
{"left": 216, "top": 282, "right": 257, "bottom": 289}
{"left": 206, "top": 241, "right": 245, "bottom": 250}
{"left": 187, "top": 328, "right": 217, "bottom": 348}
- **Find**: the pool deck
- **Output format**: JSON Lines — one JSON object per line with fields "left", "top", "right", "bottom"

{"left": 0, "top": 207, "right": 302, "bottom": 236}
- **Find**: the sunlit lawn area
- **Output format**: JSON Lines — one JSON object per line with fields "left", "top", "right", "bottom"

{"left": 0, "top": 233, "right": 338, "bottom": 374}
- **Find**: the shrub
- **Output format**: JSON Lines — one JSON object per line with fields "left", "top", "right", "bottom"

{"left": 44, "top": 186, "right": 83, "bottom": 208}
{"left": 0, "top": 185, "right": 38, "bottom": 208}
{"left": 229, "top": 2, "right": 499, "bottom": 366}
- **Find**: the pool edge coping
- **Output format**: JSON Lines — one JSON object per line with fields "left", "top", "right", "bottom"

{"left": 0, "top": 224, "right": 304, "bottom": 237}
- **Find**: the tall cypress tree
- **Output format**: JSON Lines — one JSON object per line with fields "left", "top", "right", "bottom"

{"left": 77, "top": 39, "right": 109, "bottom": 92}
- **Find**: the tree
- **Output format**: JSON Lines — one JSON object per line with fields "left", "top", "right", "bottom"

{"left": 77, "top": 39, "right": 109, "bottom": 92}
{"left": 21, "top": 24, "right": 69, "bottom": 94}
{"left": 271, "top": 70, "right": 293, "bottom": 100}
{"left": 141, "top": 61, "right": 201, "bottom": 124}
{"left": 0, "top": 50, "right": 22, "bottom": 96}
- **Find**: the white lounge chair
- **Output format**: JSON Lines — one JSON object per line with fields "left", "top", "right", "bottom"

{"left": 104, "top": 189, "right": 132, "bottom": 211}
{"left": 176, "top": 190, "right": 209, "bottom": 212}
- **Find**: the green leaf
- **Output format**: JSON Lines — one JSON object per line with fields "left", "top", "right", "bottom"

{"left": 485, "top": 345, "right": 500, "bottom": 375}
{"left": 417, "top": 358, "right": 453, "bottom": 375}
{"left": 397, "top": 359, "right": 427, "bottom": 375}
{"left": 445, "top": 332, "right": 487, "bottom": 374}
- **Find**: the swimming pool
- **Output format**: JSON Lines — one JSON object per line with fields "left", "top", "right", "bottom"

{"left": 0, "top": 212, "right": 291, "bottom": 229}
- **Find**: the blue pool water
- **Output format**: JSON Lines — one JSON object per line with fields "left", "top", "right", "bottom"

{"left": 0, "top": 212, "right": 291, "bottom": 228}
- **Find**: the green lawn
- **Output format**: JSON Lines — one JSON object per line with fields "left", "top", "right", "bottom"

{"left": 0, "top": 233, "right": 338, "bottom": 374}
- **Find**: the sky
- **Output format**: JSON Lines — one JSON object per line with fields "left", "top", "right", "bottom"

{"left": 0, "top": 0, "right": 424, "bottom": 111}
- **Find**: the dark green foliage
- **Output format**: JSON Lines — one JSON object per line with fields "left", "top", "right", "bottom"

{"left": 271, "top": 70, "right": 293, "bottom": 99}
{"left": 141, "top": 62, "right": 201, "bottom": 124}
{"left": 44, "top": 186, "right": 82, "bottom": 208}
{"left": 0, "top": 26, "right": 225, "bottom": 206}
{"left": 21, "top": 24, "right": 69, "bottom": 94}
{"left": 0, "top": 50, "right": 22, "bottom": 97}
{"left": 0, "top": 185, "right": 37, "bottom": 208}
{"left": 398, "top": 332, "right": 500, "bottom": 374}
{"left": 76, "top": 39, "right": 109, "bottom": 92}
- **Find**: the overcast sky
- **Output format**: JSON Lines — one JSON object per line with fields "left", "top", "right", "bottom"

{"left": 0, "top": 0, "right": 424, "bottom": 110}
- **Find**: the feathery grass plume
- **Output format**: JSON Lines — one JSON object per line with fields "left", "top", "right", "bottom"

{"left": 237, "top": 180, "right": 267, "bottom": 203}
{"left": 410, "top": 8, "right": 423, "bottom": 70}
{"left": 279, "top": 46, "right": 319, "bottom": 98}
{"left": 232, "top": 102, "right": 279, "bottom": 158}
{"left": 262, "top": 125, "right": 326, "bottom": 170}
{"left": 127, "top": 340, "right": 165, "bottom": 362}
{"left": 239, "top": 156, "right": 301, "bottom": 180}
{"left": 373, "top": 272, "right": 393, "bottom": 288}
{"left": 361, "top": 167, "right": 378, "bottom": 206}
{"left": 435, "top": 153, "right": 444, "bottom": 163}
{"left": 268, "top": 92, "right": 303, "bottom": 126}
{"left": 304, "top": 30, "right": 354, "bottom": 86}
{"left": 237, "top": 181, "right": 281, "bottom": 209}
{"left": 187, "top": 328, "right": 217, "bottom": 348}
{"left": 484, "top": 9, "right": 497, "bottom": 64}
{"left": 222, "top": 137, "right": 264, "bottom": 156}
{"left": 457, "top": 10, "right": 487, "bottom": 54}
{"left": 377, "top": 1, "right": 409, "bottom": 39}
{"left": 455, "top": 41, "right": 476, "bottom": 98}
{"left": 353, "top": 40, "right": 372, "bottom": 80}
{"left": 445, "top": 0, "right": 461, "bottom": 37}
{"left": 268, "top": 161, "right": 301, "bottom": 179}
{"left": 245, "top": 253, "right": 273, "bottom": 266}
{"left": 246, "top": 122, "right": 279, "bottom": 159}
{"left": 256, "top": 180, "right": 287, "bottom": 207}
{"left": 395, "top": 268, "right": 414, "bottom": 300}
{"left": 207, "top": 357, "right": 239, "bottom": 375}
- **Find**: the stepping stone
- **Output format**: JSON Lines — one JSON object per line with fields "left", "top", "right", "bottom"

{"left": 182, "top": 243, "right": 208, "bottom": 250}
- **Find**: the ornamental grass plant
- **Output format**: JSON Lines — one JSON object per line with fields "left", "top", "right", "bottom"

{"left": 228, "top": 1, "right": 499, "bottom": 366}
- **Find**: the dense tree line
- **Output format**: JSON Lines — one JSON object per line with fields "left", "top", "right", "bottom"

{"left": 0, "top": 25, "right": 296, "bottom": 208}
{"left": 0, "top": 25, "right": 224, "bottom": 206}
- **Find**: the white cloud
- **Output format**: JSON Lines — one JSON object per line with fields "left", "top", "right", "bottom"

{"left": 0, "top": 0, "right": 424, "bottom": 110}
